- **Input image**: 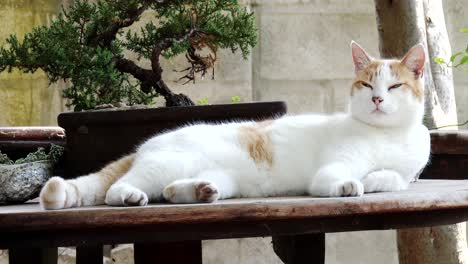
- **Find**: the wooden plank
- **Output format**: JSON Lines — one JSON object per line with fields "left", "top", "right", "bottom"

{"left": 76, "top": 245, "right": 103, "bottom": 264}
{"left": 0, "top": 127, "right": 65, "bottom": 141}
{"left": 0, "top": 180, "right": 467, "bottom": 231}
{"left": 0, "top": 207, "right": 466, "bottom": 248}
{"left": 9, "top": 247, "right": 57, "bottom": 264}
{"left": 272, "top": 233, "right": 325, "bottom": 264}
{"left": 430, "top": 130, "right": 468, "bottom": 155}
{"left": 0, "top": 180, "right": 466, "bottom": 248}
{"left": 134, "top": 241, "right": 202, "bottom": 264}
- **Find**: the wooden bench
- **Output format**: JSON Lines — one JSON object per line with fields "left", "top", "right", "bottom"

{"left": 1, "top": 180, "right": 467, "bottom": 264}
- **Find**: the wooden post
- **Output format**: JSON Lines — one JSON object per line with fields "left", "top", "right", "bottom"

{"left": 373, "top": 0, "right": 466, "bottom": 263}
{"left": 9, "top": 247, "right": 57, "bottom": 264}
{"left": 76, "top": 245, "right": 104, "bottom": 264}
{"left": 272, "top": 233, "right": 325, "bottom": 264}
{"left": 134, "top": 241, "right": 202, "bottom": 264}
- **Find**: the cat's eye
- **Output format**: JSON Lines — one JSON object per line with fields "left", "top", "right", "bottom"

{"left": 361, "top": 82, "right": 373, "bottom": 89}
{"left": 388, "top": 83, "right": 403, "bottom": 90}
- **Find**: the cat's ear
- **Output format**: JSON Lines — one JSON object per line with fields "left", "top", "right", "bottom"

{"left": 401, "top": 44, "right": 425, "bottom": 77}
{"left": 351, "top": 41, "right": 373, "bottom": 74}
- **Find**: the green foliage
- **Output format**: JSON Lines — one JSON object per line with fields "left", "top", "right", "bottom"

{"left": 435, "top": 28, "right": 468, "bottom": 72}
{"left": 0, "top": 0, "right": 258, "bottom": 110}
{"left": 0, "top": 152, "right": 13, "bottom": 165}
{"left": 231, "top": 95, "right": 241, "bottom": 103}
{"left": 197, "top": 98, "right": 209, "bottom": 105}
{"left": 0, "top": 145, "right": 64, "bottom": 165}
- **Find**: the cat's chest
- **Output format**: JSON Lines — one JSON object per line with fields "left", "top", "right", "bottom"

{"left": 324, "top": 130, "right": 413, "bottom": 167}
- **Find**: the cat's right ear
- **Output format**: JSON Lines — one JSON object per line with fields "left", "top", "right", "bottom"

{"left": 351, "top": 41, "right": 372, "bottom": 74}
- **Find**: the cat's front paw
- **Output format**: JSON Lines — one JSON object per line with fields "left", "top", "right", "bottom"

{"left": 331, "top": 179, "right": 364, "bottom": 197}
{"left": 163, "top": 180, "right": 219, "bottom": 203}
{"left": 105, "top": 183, "right": 148, "bottom": 206}
{"left": 362, "top": 170, "right": 408, "bottom": 193}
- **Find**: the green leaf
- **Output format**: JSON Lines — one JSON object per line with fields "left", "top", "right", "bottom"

{"left": 459, "top": 56, "right": 468, "bottom": 66}
{"left": 460, "top": 28, "right": 468, "bottom": 33}
{"left": 231, "top": 95, "right": 241, "bottom": 103}
{"left": 434, "top": 57, "right": 445, "bottom": 64}
{"left": 450, "top": 52, "right": 464, "bottom": 62}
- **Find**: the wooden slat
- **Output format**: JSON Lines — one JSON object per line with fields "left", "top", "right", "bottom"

{"left": 0, "top": 127, "right": 65, "bottom": 141}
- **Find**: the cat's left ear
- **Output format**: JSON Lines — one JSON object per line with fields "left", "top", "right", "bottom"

{"left": 351, "top": 41, "right": 373, "bottom": 74}
{"left": 401, "top": 44, "right": 425, "bottom": 77}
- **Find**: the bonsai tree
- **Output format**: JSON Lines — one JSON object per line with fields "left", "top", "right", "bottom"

{"left": 0, "top": 0, "right": 257, "bottom": 111}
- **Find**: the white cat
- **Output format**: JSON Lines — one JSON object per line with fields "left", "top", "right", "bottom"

{"left": 40, "top": 42, "right": 430, "bottom": 210}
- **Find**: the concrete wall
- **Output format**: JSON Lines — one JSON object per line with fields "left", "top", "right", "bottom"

{"left": 0, "top": 0, "right": 466, "bottom": 263}
{"left": 0, "top": 0, "right": 67, "bottom": 126}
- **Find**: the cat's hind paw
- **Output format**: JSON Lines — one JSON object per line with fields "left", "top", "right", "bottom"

{"left": 331, "top": 179, "right": 364, "bottom": 197}
{"left": 40, "top": 177, "right": 73, "bottom": 210}
{"left": 163, "top": 180, "right": 219, "bottom": 203}
{"left": 105, "top": 183, "right": 148, "bottom": 206}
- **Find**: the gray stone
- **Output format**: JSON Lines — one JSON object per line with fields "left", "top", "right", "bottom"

{"left": 0, "top": 161, "right": 52, "bottom": 204}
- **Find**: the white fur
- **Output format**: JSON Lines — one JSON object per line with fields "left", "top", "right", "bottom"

{"left": 40, "top": 43, "right": 431, "bottom": 209}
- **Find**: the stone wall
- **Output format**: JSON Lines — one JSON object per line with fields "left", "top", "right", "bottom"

{"left": 0, "top": 1, "right": 466, "bottom": 264}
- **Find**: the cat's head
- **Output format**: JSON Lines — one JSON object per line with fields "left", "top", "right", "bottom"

{"left": 349, "top": 41, "right": 425, "bottom": 128}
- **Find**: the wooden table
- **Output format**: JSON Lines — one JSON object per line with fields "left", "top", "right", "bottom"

{"left": 1, "top": 180, "right": 467, "bottom": 264}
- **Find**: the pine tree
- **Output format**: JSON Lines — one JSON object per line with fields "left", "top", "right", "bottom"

{"left": 0, "top": 0, "right": 257, "bottom": 111}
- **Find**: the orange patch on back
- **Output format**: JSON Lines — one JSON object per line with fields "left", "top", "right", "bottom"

{"left": 389, "top": 60, "right": 423, "bottom": 101}
{"left": 96, "top": 154, "right": 136, "bottom": 186}
{"left": 238, "top": 120, "right": 274, "bottom": 167}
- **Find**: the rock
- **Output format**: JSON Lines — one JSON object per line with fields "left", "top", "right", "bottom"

{"left": 0, "top": 161, "right": 53, "bottom": 204}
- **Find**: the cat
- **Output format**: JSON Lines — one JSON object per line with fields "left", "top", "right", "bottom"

{"left": 40, "top": 42, "right": 430, "bottom": 210}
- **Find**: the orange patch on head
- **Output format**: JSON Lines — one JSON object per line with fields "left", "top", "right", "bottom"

{"left": 238, "top": 120, "right": 274, "bottom": 167}
{"left": 351, "top": 60, "right": 383, "bottom": 95}
{"left": 389, "top": 60, "right": 423, "bottom": 101}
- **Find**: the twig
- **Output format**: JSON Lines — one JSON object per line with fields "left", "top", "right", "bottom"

{"left": 430, "top": 119, "right": 468, "bottom": 130}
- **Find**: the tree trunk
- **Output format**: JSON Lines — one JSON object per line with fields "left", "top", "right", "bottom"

{"left": 374, "top": 0, "right": 457, "bottom": 128}
{"left": 373, "top": 0, "right": 466, "bottom": 263}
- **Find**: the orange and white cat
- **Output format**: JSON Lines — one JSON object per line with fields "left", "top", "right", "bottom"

{"left": 40, "top": 42, "right": 430, "bottom": 210}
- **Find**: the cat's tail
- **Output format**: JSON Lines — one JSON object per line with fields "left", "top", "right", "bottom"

{"left": 39, "top": 154, "right": 135, "bottom": 210}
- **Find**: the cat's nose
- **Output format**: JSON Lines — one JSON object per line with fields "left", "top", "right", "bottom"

{"left": 372, "top": 96, "right": 383, "bottom": 105}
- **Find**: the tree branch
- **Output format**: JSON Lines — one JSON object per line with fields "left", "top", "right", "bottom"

{"left": 86, "top": 2, "right": 150, "bottom": 47}
{"left": 150, "top": 28, "right": 198, "bottom": 73}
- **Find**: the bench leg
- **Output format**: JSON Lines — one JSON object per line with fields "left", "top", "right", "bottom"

{"left": 76, "top": 245, "right": 103, "bottom": 264}
{"left": 134, "top": 241, "right": 202, "bottom": 264}
{"left": 9, "top": 247, "right": 57, "bottom": 264}
{"left": 272, "top": 233, "right": 325, "bottom": 264}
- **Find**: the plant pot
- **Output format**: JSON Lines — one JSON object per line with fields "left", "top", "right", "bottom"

{"left": 58, "top": 101, "right": 287, "bottom": 178}
{"left": 0, "top": 160, "right": 53, "bottom": 204}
